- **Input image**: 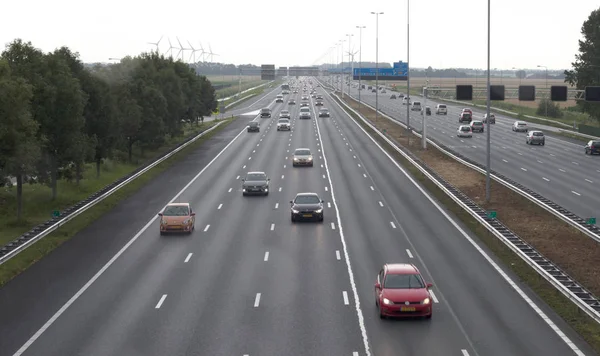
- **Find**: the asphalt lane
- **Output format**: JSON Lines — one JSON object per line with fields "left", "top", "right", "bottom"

{"left": 316, "top": 82, "right": 596, "bottom": 356}
{"left": 11, "top": 89, "right": 364, "bottom": 356}
{"left": 343, "top": 83, "right": 600, "bottom": 220}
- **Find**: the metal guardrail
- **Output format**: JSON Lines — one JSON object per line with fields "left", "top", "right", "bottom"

{"left": 0, "top": 122, "right": 225, "bottom": 266}
{"left": 339, "top": 90, "right": 600, "bottom": 243}
{"left": 327, "top": 89, "right": 600, "bottom": 325}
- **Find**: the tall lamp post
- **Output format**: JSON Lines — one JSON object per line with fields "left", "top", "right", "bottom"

{"left": 346, "top": 33, "right": 354, "bottom": 96}
{"left": 485, "top": 0, "right": 491, "bottom": 202}
{"left": 356, "top": 25, "right": 366, "bottom": 110}
{"left": 537, "top": 64, "right": 548, "bottom": 117}
{"left": 371, "top": 11, "right": 384, "bottom": 122}
{"left": 406, "top": 0, "right": 411, "bottom": 138}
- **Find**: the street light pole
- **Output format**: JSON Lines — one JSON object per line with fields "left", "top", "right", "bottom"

{"left": 485, "top": 0, "right": 491, "bottom": 203}
{"left": 371, "top": 11, "right": 384, "bottom": 123}
{"left": 406, "top": 0, "right": 411, "bottom": 139}
{"left": 537, "top": 64, "right": 548, "bottom": 117}
{"left": 357, "top": 26, "right": 366, "bottom": 110}
{"left": 346, "top": 33, "right": 354, "bottom": 95}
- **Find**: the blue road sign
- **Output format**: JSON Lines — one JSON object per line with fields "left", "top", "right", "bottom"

{"left": 353, "top": 62, "right": 408, "bottom": 80}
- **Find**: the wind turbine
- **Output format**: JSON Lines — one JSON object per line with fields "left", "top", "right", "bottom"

{"left": 188, "top": 40, "right": 200, "bottom": 64}
{"left": 208, "top": 43, "right": 219, "bottom": 63}
{"left": 148, "top": 35, "right": 163, "bottom": 54}
{"left": 198, "top": 42, "right": 207, "bottom": 62}
{"left": 167, "top": 38, "right": 177, "bottom": 59}
{"left": 177, "top": 37, "right": 190, "bottom": 62}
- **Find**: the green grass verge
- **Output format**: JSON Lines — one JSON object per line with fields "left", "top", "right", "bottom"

{"left": 0, "top": 119, "right": 234, "bottom": 286}
{"left": 216, "top": 79, "right": 269, "bottom": 99}
{"left": 331, "top": 94, "right": 600, "bottom": 353}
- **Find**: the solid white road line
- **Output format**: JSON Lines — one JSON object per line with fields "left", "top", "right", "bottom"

{"left": 264, "top": 251, "right": 269, "bottom": 262}
{"left": 270, "top": 223, "right": 275, "bottom": 231}
{"left": 430, "top": 290, "right": 439, "bottom": 303}
{"left": 572, "top": 191, "right": 581, "bottom": 196}
{"left": 336, "top": 250, "right": 341, "bottom": 260}
{"left": 542, "top": 177, "right": 550, "bottom": 182}
{"left": 275, "top": 203, "right": 279, "bottom": 209}
{"left": 406, "top": 249, "right": 414, "bottom": 258}
{"left": 343, "top": 291, "right": 350, "bottom": 305}
{"left": 254, "top": 293, "right": 261, "bottom": 307}
{"left": 155, "top": 294, "right": 167, "bottom": 309}
{"left": 184, "top": 253, "right": 193, "bottom": 263}
{"left": 331, "top": 222, "right": 336, "bottom": 230}
{"left": 228, "top": 188, "right": 232, "bottom": 193}
{"left": 390, "top": 222, "right": 397, "bottom": 229}
{"left": 218, "top": 204, "right": 222, "bottom": 210}
{"left": 378, "top": 201, "right": 384, "bottom": 207}
{"left": 204, "top": 225, "right": 210, "bottom": 232}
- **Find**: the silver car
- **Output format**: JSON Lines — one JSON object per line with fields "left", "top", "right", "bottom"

{"left": 299, "top": 107, "right": 311, "bottom": 119}
{"left": 279, "top": 110, "right": 291, "bottom": 119}
{"left": 512, "top": 121, "right": 528, "bottom": 132}
{"left": 526, "top": 131, "right": 545, "bottom": 145}
{"left": 292, "top": 148, "right": 314, "bottom": 167}
{"left": 457, "top": 125, "right": 473, "bottom": 138}
{"left": 277, "top": 119, "right": 291, "bottom": 131}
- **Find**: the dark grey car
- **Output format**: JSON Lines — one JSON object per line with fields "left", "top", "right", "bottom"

{"left": 290, "top": 193, "right": 324, "bottom": 222}
{"left": 242, "top": 172, "right": 270, "bottom": 196}
{"left": 247, "top": 121, "right": 259, "bottom": 132}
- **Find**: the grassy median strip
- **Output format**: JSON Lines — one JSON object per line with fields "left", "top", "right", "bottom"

{"left": 0, "top": 119, "right": 234, "bottom": 286}
{"left": 330, "top": 93, "right": 600, "bottom": 352}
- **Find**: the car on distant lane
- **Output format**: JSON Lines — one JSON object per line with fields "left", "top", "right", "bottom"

{"left": 277, "top": 118, "right": 291, "bottom": 131}
{"left": 585, "top": 140, "right": 600, "bottom": 155}
{"left": 299, "top": 107, "right": 311, "bottom": 119}
{"left": 459, "top": 111, "right": 472, "bottom": 123}
{"left": 318, "top": 108, "right": 330, "bottom": 117}
{"left": 158, "top": 203, "right": 195, "bottom": 235}
{"left": 275, "top": 94, "right": 284, "bottom": 103}
{"left": 279, "top": 110, "right": 291, "bottom": 119}
{"left": 512, "top": 121, "right": 528, "bottom": 132}
{"left": 289, "top": 99, "right": 296, "bottom": 105}
{"left": 435, "top": 104, "right": 447, "bottom": 115}
{"left": 242, "top": 172, "right": 270, "bottom": 196}
{"left": 292, "top": 148, "right": 313, "bottom": 166}
{"left": 374, "top": 263, "right": 433, "bottom": 319}
{"left": 482, "top": 113, "right": 495, "bottom": 124}
{"left": 470, "top": 120, "right": 484, "bottom": 133}
{"left": 290, "top": 192, "right": 324, "bottom": 222}
{"left": 247, "top": 121, "right": 260, "bottom": 132}
{"left": 260, "top": 108, "right": 272, "bottom": 118}
{"left": 526, "top": 131, "right": 545, "bottom": 145}
{"left": 457, "top": 125, "right": 472, "bottom": 138}
{"left": 315, "top": 100, "right": 324, "bottom": 106}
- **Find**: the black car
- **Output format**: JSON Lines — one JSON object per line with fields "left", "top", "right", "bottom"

{"left": 260, "top": 108, "right": 271, "bottom": 118}
{"left": 318, "top": 108, "right": 330, "bottom": 117}
{"left": 242, "top": 172, "right": 270, "bottom": 196}
{"left": 315, "top": 100, "right": 324, "bottom": 106}
{"left": 290, "top": 193, "right": 324, "bottom": 222}
{"left": 585, "top": 140, "right": 600, "bottom": 155}
{"left": 289, "top": 99, "right": 296, "bottom": 105}
{"left": 390, "top": 94, "right": 397, "bottom": 99}
{"left": 247, "top": 121, "right": 259, "bottom": 132}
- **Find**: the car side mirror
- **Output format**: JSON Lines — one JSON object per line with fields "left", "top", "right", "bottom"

{"left": 290, "top": 200, "right": 293, "bottom": 204}
{"left": 190, "top": 212, "right": 196, "bottom": 216}
{"left": 375, "top": 282, "right": 381, "bottom": 289}
{"left": 157, "top": 213, "right": 163, "bottom": 217}
{"left": 427, "top": 283, "right": 433, "bottom": 289}
{"left": 241, "top": 178, "right": 245, "bottom": 182}
{"left": 321, "top": 200, "right": 325, "bottom": 203}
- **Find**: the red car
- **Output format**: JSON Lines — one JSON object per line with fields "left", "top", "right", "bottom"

{"left": 374, "top": 263, "right": 433, "bottom": 319}
{"left": 158, "top": 203, "right": 196, "bottom": 235}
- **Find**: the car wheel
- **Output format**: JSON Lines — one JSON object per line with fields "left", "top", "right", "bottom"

{"left": 541, "top": 141, "right": 545, "bottom": 146}
{"left": 379, "top": 305, "right": 385, "bottom": 319}
{"left": 425, "top": 313, "right": 432, "bottom": 319}
{"left": 585, "top": 149, "right": 589, "bottom": 155}
{"left": 291, "top": 215, "right": 295, "bottom": 223}
{"left": 243, "top": 192, "right": 247, "bottom": 196}
{"left": 264, "top": 192, "right": 269, "bottom": 196}
{"left": 319, "top": 216, "right": 324, "bottom": 222}
{"left": 160, "top": 231, "right": 164, "bottom": 236}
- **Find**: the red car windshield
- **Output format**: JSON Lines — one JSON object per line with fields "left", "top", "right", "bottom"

{"left": 384, "top": 273, "right": 425, "bottom": 289}
{"left": 163, "top": 206, "right": 189, "bottom": 216}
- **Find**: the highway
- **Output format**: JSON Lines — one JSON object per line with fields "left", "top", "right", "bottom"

{"left": 340, "top": 81, "right": 600, "bottom": 220}
{"left": 0, "top": 79, "right": 596, "bottom": 356}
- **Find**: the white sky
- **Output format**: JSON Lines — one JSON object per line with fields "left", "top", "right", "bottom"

{"left": 1, "top": 0, "right": 597, "bottom": 70}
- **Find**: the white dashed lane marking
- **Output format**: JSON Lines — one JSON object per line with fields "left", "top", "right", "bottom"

{"left": 406, "top": 249, "right": 413, "bottom": 258}
{"left": 228, "top": 188, "right": 232, "bottom": 193}
{"left": 254, "top": 293, "right": 261, "bottom": 307}
{"left": 343, "top": 291, "right": 349, "bottom": 305}
{"left": 184, "top": 253, "right": 193, "bottom": 263}
{"left": 543, "top": 177, "right": 550, "bottom": 182}
{"left": 217, "top": 204, "right": 222, "bottom": 210}
{"left": 264, "top": 251, "right": 269, "bottom": 262}
{"left": 572, "top": 191, "right": 581, "bottom": 196}
{"left": 155, "top": 294, "right": 167, "bottom": 309}
{"left": 331, "top": 222, "right": 336, "bottom": 230}
{"left": 204, "top": 225, "right": 210, "bottom": 232}
{"left": 379, "top": 201, "right": 384, "bottom": 207}
{"left": 336, "top": 250, "right": 341, "bottom": 260}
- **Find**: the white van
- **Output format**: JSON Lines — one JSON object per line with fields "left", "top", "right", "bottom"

{"left": 436, "top": 104, "right": 447, "bottom": 115}
{"left": 411, "top": 101, "right": 422, "bottom": 111}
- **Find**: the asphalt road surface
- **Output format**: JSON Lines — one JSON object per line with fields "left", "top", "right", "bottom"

{"left": 338, "top": 81, "right": 600, "bottom": 221}
{"left": 0, "top": 80, "right": 596, "bottom": 356}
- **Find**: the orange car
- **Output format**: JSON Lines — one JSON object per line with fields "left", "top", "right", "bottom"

{"left": 158, "top": 203, "right": 195, "bottom": 235}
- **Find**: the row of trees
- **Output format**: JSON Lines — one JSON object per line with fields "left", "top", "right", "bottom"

{"left": 565, "top": 7, "right": 600, "bottom": 123}
{"left": 0, "top": 39, "right": 217, "bottom": 220}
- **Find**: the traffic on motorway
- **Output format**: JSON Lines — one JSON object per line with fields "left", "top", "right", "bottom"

{"left": 2, "top": 77, "right": 596, "bottom": 356}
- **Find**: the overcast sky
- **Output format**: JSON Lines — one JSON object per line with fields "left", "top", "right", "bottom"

{"left": 1, "top": 0, "right": 597, "bottom": 70}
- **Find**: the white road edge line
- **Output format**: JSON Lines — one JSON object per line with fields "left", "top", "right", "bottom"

{"left": 254, "top": 293, "right": 261, "bottom": 307}
{"left": 314, "top": 103, "right": 371, "bottom": 356}
{"left": 406, "top": 249, "right": 413, "bottom": 258}
{"left": 184, "top": 253, "right": 193, "bottom": 263}
{"left": 343, "top": 291, "right": 350, "bottom": 305}
{"left": 264, "top": 251, "right": 269, "bottom": 262}
{"left": 155, "top": 294, "right": 167, "bottom": 309}
{"left": 334, "top": 93, "right": 585, "bottom": 356}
